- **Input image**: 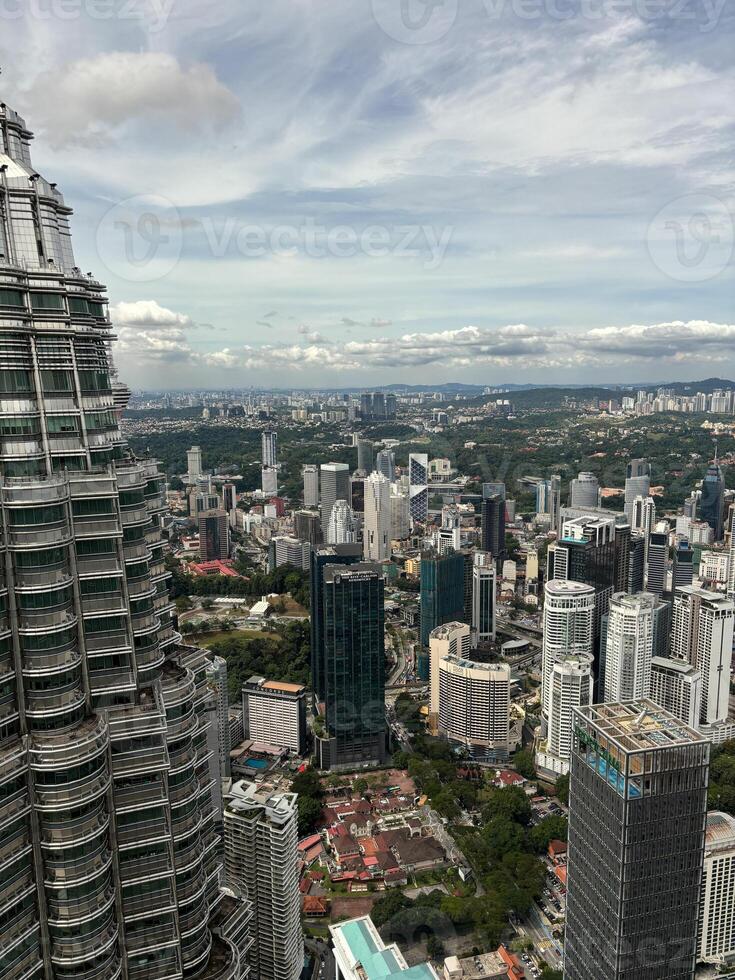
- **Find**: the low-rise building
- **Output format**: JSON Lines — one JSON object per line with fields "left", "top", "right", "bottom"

{"left": 331, "top": 915, "right": 439, "bottom": 980}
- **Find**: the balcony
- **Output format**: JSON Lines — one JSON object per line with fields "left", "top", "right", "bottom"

{"left": 82, "top": 594, "right": 126, "bottom": 615}
{"left": 119, "top": 850, "right": 175, "bottom": 883}
{"left": 116, "top": 816, "right": 170, "bottom": 849}
{"left": 113, "top": 779, "right": 168, "bottom": 813}
{"left": 6, "top": 524, "right": 72, "bottom": 548}
{"left": 40, "top": 810, "right": 109, "bottom": 848}
{"left": 33, "top": 770, "right": 110, "bottom": 811}
{"left": 45, "top": 882, "right": 116, "bottom": 926}
{"left": 73, "top": 518, "right": 122, "bottom": 539}
{"left": 18, "top": 607, "right": 77, "bottom": 631}
{"left": 43, "top": 844, "right": 112, "bottom": 887}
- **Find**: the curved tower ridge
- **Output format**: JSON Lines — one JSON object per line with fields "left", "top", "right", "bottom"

{"left": 0, "top": 100, "right": 250, "bottom": 980}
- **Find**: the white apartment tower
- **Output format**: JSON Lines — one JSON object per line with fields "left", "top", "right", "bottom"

{"left": 224, "top": 782, "right": 303, "bottom": 980}
{"left": 326, "top": 499, "right": 358, "bottom": 544}
{"left": 437, "top": 654, "right": 512, "bottom": 760}
{"left": 303, "top": 464, "right": 319, "bottom": 508}
{"left": 547, "top": 654, "right": 593, "bottom": 766}
{"left": 649, "top": 656, "right": 703, "bottom": 729}
{"left": 363, "top": 471, "right": 391, "bottom": 561}
{"left": 187, "top": 443, "right": 203, "bottom": 480}
{"left": 261, "top": 430, "right": 278, "bottom": 467}
{"left": 429, "top": 621, "right": 471, "bottom": 720}
{"left": 699, "top": 811, "right": 735, "bottom": 964}
{"left": 603, "top": 592, "right": 655, "bottom": 703}
{"left": 671, "top": 586, "right": 734, "bottom": 726}
{"left": 569, "top": 471, "right": 600, "bottom": 509}
{"left": 541, "top": 580, "right": 595, "bottom": 719}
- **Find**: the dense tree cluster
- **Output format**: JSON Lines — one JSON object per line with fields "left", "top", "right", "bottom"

{"left": 206, "top": 620, "right": 311, "bottom": 701}
{"left": 709, "top": 741, "right": 735, "bottom": 814}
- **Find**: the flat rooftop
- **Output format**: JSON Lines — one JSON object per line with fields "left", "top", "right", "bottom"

{"left": 576, "top": 699, "right": 705, "bottom": 754}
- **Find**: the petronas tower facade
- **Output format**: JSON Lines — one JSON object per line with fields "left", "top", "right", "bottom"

{"left": 0, "top": 104, "right": 251, "bottom": 980}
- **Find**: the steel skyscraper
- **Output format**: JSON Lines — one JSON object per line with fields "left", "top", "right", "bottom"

{"left": 0, "top": 101, "right": 248, "bottom": 980}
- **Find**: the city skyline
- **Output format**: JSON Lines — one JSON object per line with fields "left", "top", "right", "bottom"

{"left": 1, "top": 3, "right": 733, "bottom": 388}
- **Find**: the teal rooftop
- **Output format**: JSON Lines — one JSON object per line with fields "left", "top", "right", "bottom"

{"left": 330, "top": 916, "right": 438, "bottom": 980}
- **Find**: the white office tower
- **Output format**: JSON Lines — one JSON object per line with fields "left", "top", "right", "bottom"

{"left": 541, "top": 580, "right": 595, "bottom": 719}
{"left": 375, "top": 449, "right": 396, "bottom": 481}
{"left": 632, "top": 493, "right": 656, "bottom": 536}
{"left": 699, "top": 812, "right": 735, "bottom": 965}
{"left": 224, "top": 782, "right": 303, "bottom": 980}
{"left": 206, "top": 655, "right": 231, "bottom": 777}
{"left": 569, "top": 471, "right": 600, "bottom": 509}
{"left": 261, "top": 430, "right": 278, "bottom": 467}
{"left": 727, "top": 506, "right": 735, "bottom": 600}
{"left": 363, "top": 471, "right": 391, "bottom": 561}
{"left": 603, "top": 592, "right": 655, "bottom": 703}
{"left": 649, "top": 656, "right": 703, "bottom": 729}
{"left": 437, "top": 505, "right": 462, "bottom": 554}
{"left": 261, "top": 464, "right": 278, "bottom": 495}
{"left": 320, "top": 462, "right": 351, "bottom": 534}
{"left": 303, "top": 464, "right": 319, "bottom": 508}
{"left": 408, "top": 452, "right": 429, "bottom": 524}
{"left": 187, "top": 443, "right": 203, "bottom": 480}
{"left": 671, "top": 587, "right": 735, "bottom": 726}
{"left": 429, "top": 621, "right": 471, "bottom": 719}
{"left": 390, "top": 488, "right": 410, "bottom": 540}
{"left": 625, "top": 458, "right": 651, "bottom": 523}
{"left": 326, "top": 499, "right": 357, "bottom": 544}
{"left": 437, "top": 652, "right": 512, "bottom": 760}
{"left": 546, "top": 654, "right": 593, "bottom": 769}
{"left": 536, "top": 474, "right": 562, "bottom": 530}
{"left": 472, "top": 552, "right": 496, "bottom": 646}
{"left": 646, "top": 526, "right": 669, "bottom": 596}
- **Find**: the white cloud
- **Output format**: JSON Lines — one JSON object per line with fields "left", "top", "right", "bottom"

{"left": 111, "top": 300, "right": 194, "bottom": 329}
{"left": 27, "top": 52, "right": 240, "bottom": 147}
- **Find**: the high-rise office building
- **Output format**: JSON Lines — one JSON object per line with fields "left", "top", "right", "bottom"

{"left": 429, "top": 621, "right": 471, "bottom": 722}
{"left": 569, "top": 471, "right": 599, "bottom": 509}
{"left": 309, "top": 544, "right": 361, "bottom": 703}
{"left": 390, "top": 489, "right": 410, "bottom": 540}
{"left": 536, "top": 474, "right": 561, "bottom": 530}
{"left": 316, "top": 564, "right": 387, "bottom": 769}
{"left": 701, "top": 459, "right": 725, "bottom": 541}
{"left": 293, "top": 508, "right": 323, "bottom": 547}
{"left": 221, "top": 481, "right": 236, "bottom": 513}
{"left": 205, "top": 655, "right": 230, "bottom": 777}
{"left": 546, "top": 654, "right": 593, "bottom": 769}
{"left": 224, "top": 781, "right": 302, "bottom": 980}
{"left": 363, "top": 471, "right": 391, "bottom": 561}
{"left": 565, "top": 701, "right": 710, "bottom": 980}
{"left": 646, "top": 528, "right": 668, "bottom": 596}
{"left": 436, "top": 647, "right": 512, "bottom": 761}
{"left": 671, "top": 586, "right": 735, "bottom": 726}
{"left": 302, "top": 464, "right": 319, "bottom": 508}
{"left": 480, "top": 493, "right": 506, "bottom": 563}
{"left": 326, "top": 499, "right": 357, "bottom": 544}
{"left": 471, "top": 551, "right": 496, "bottom": 645}
{"left": 624, "top": 458, "right": 651, "bottom": 524}
{"left": 649, "top": 656, "right": 702, "bottom": 729}
{"left": 419, "top": 550, "right": 466, "bottom": 646}
{"left": 627, "top": 532, "right": 646, "bottom": 593}
{"left": 320, "top": 462, "right": 351, "bottom": 534}
{"left": 698, "top": 811, "right": 735, "bottom": 964}
{"left": 241, "top": 677, "right": 307, "bottom": 754}
{"left": 269, "top": 535, "right": 311, "bottom": 572}
{"left": 603, "top": 592, "right": 655, "bottom": 703}
{"left": 187, "top": 444, "right": 204, "bottom": 480}
{"left": 375, "top": 449, "right": 396, "bottom": 481}
{"left": 0, "top": 99, "right": 246, "bottom": 980}
{"left": 631, "top": 492, "right": 656, "bottom": 537}
{"left": 408, "top": 453, "right": 429, "bottom": 524}
{"left": 541, "top": 580, "right": 595, "bottom": 719}
{"left": 356, "top": 438, "right": 374, "bottom": 475}
{"left": 261, "top": 464, "right": 278, "bottom": 496}
{"left": 199, "top": 508, "right": 230, "bottom": 560}
{"left": 261, "top": 430, "right": 278, "bottom": 468}
{"left": 673, "top": 539, "right": 695, "bottom": 589}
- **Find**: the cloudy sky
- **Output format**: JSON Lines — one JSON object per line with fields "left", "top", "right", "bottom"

{"left": 2, "top": 0, "right": 734, "bottom": 388}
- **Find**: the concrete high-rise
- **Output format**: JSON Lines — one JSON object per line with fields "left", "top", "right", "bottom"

{"left": 224, "top": 781, "right": 303, "bottom": 980}
{"left": 624, "top": 458, "right": 651, "bottom": 524}
{"left": 546, "top": 654, "right": 593, "bottom": 769}
{"left": 541, "top": 580, "right": 595, "bottom": 719}
{"left": 564, "top": 700, "right": 710, "bottom": 980}
{"left": 649, "top": 656, "right": 702, "bottom": 729}
{"left": 480, "top": 493, "right": 506, "bottom": 563}
{"left": 646, "top": 528, "right": 668, "bottom": 597}
{"left": 326, "top": 499, "right": 357, "bottom": 544}
{"left": 187, "top": 444, "right": 204, "bottom": 480}
{"left": 569, "top": 471, "right": 599, "bottom": 509}
{"left": 375, "top": 449, "right": 396, "bottom": 481}
{"left": 0, "top": 99, "right": 248, "bottom": 980}
{"left": 698, "top": 811, "right": 735, "bottom": 965}
{"left": 302, "top": 464, "right": 319, "bottom": 508}
{"left": 471, "top": 551, "right": 496, "bottom": 645}
{"left": 603, "top": 592, "right": 655, "bottom": 703}
{"left": 408, "top": 453, "right": 429, "bottom": 524}
{"left": 363, "top": 471, "right": 391, "bottom": 561}
{"left": 261, "top": 430, "right": 278, "bottom": 467}
{"left": 356, "top": 438, "right": 374, "bottom": 475}
{"left": 199, "top": 508, "right": 230, "bottom": 560}
{"left": 293, "top": 508, "right": 322, "bottom": 546}
{"left": 671, "top": 586, "right": 734, "bottom": 726}
{"left": 390, "top": 488, "right": 410, "bottom": 540}
{"left": 320, "top": 462, "right": 351, "bottom": 534}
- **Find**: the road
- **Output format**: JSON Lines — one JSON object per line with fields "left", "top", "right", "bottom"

{"left": 304, "top": 937, "right": 334, "bottom": 980}
{"left": 515, "top": 902, "right": 563, "bottom": 971}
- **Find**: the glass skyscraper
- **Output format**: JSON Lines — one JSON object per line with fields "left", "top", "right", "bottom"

{"left": 419, "top": 550, "right": 466, "bottom": 647}
{"left": 0, "top": 103, "right": 248, "bottom": 980}
{"left": 564, "top": 700, "right": 709, "bottom": 980}
{"left": 700, "top": 460, "right": 725, "bottom": 541}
